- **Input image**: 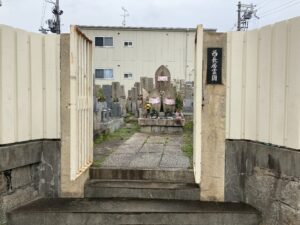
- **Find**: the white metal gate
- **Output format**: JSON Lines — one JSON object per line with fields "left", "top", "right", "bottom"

{"left": 69, "top": 26, "right": 93, "bottom": 180}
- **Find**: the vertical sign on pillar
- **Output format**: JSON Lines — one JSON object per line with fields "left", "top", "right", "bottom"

{"left": 207, "top": 48, "right": 222, "bottom": 84}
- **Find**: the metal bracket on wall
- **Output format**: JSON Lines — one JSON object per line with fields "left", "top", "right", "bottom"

{"left": 3, "top": 170, "right": 12, "bottom": 192}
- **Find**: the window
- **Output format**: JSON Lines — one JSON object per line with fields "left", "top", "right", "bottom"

{"left": 124, "top": 73, "right": 133, "bottom": 79}
{"left": 95, "top": 37, "right": 113, "bottom": 47}
{"left": 95, "top": 69, "right": 113, "bottom": 79}
{"left": 124, "top": 41, "right": 133, "bottom": 47}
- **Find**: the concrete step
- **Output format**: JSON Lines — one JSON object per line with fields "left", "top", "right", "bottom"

{"left": 8, "top": 198, "right": 261, "bottom": 225}
{"left": 84, "top": 179, "right": 200, "bottom": 200}
{"left": 90, "top": 167, "right": 195, "bottom": 183}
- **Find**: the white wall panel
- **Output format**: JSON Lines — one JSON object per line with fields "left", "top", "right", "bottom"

{"left": 244, "top": 30, "right": 258, "bottom": 141}
{"left": 0, "top": 26, "right": 17, "bottom": 144}
{"left": 226, "top": 17, "right": 300, "bottom": 150}
{"left": 16, "top": 30, "right": 31, "bottom": 142}
{"left": 269, "top": 21, "right": 288, "bottom": 146}
{"left": 257, "top": 26, "right": 272, "bottom": 143}
{"left": 0, "top": 25, "right": 60, "bottom": 145}
{"left": 30, "top": 34, "right": 44, "bottom": 140}
{"left": 227, "top": 32, "right": 244, "bottom": 139}
{"left": 285, "top": 17, "right": 300, "bottom": 149}
{"left": 225, "top": 32, "right": 232, "bottom": 139}
{"left": 44, "top": 35, "right": 60, "bottom": 138}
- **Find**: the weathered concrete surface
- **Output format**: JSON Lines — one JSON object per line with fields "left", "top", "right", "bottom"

{"left": 0, "top": 141, "right": 43, "bottom": 172}
{"left": 94, "top": 117, "right": 124, "bottom": 137}
{"left": 138, "top": 118, "right": 185, "bottom": 134}
{"left": 90, "top": 168, "right": 195, "bottom": 183}
{"left": 225, "top": 140, "right": 300, "bottom": 225}
{"left": 200, "top": 32, "right": 227, "bottom": 201}
{"left": 0, "top": 140, "right": 60, "bottom": 225}
{"left": 8, "top": 198, "right": 260, "bottom": 225}
{"left": 100, "top": 133, "right": 190, "bottom": 169}
{"left": 39, "top": 140, "right": 61, "bottom": 197}
{"left": 60, "top": 34, "right": 89, "bottom": 198}
{"left": 85, "top": 180, "right": 200, "bottom": 200}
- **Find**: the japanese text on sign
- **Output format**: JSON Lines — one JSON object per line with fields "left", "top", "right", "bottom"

{"left": 207, "top": 48, "right": 222, "bottom": 84}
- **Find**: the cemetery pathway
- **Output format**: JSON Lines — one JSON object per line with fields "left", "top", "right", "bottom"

{"left": 95, "top": 132, "right": 191, "bottom": 169}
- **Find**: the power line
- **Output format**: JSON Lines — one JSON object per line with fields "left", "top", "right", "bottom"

{"left": 260, "top": 0, "right": 300, "bottom": 18}
{"left": 257, "top": 0, "right": 276, "bottom": 10}
{"left": 230, "top": 23, "right": 237, "bottom": 31}
{"left": 260, "top": 0, "right": 300, "bottom": 16}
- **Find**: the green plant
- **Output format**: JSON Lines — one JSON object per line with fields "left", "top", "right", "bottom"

{"left": 92, "top": 158, "right": 107, "bottom": 167}
{"left": 97, "top": 88, "right": 105, "bottom": 102}
{"left": 94, "top": 121, "right": 140, "bottom": 145}
{"left": 175, "top": 94, "right": 183, "bottom": 111}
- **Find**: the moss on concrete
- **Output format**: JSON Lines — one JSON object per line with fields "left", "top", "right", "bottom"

{"left": 94, "top": 118, "right": 140, "bottom": 145}
{"left": 182, "top": 121, "right": 193, "bottom": 167}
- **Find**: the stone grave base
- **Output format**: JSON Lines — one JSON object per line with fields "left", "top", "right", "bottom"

{"left": 138, "top": 118, "right": 185, "bottom": 134}
{"left": 94, "top": 118, "right": 124, "bottom": 137}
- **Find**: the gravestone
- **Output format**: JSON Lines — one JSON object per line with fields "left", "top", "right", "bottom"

{"left": 155, "top": 65, "right": 171, "bottom": 92}
{"left": 102, "top": 85, "right": 112, "bottom": 102}
{"left": 140, "top": 77, "right": 147, "bottom": 91}
{"left": 140, "top": 77, "right": 147, "bottom": 95}
{"left": 128, "top": 90, "right": 132, "bottom": 99}
{"left": 120, "top": 85, "right": 125, "bottom": 99}
{"left": 180, "top": 80, "right": 185, "bottom": 92}
{"left": 183, "top": 98, "right": 193, "bottom": 112}
{"left": 102, "top": 85, "right": 113, "bottom": 109}
{"left": 111, "top": 102, "right": 121, "bottom": 117}
{"left": 118, "top": 98, "right": 127, "bottom": 116}
{"left": 147, "top": 78, "right": 154, "bottom": 92}
{"left": 134, "top": 82, "right": 141, "bottom": 96}
{"left": 112, "top": 82, "right": 121, "bottom": 100}
{"left": 127, "top": 100, "right": 132, "bottom": 112}
{"left": 131, "top": 87, "right": 138, "bottom": 101}
{"left": 131, "top": 101, "right": 137, "bottom": 115}
{"left": 184, "top": 82, "right": 194, "bottom": 98}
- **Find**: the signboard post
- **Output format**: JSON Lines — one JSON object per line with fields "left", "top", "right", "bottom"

{"left": 207, "top": 48, "right": 222, "bottom": 84}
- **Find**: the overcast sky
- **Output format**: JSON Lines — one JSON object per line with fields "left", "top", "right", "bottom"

{"left": 0, "top": 0, "right": 300, "bottom": 33}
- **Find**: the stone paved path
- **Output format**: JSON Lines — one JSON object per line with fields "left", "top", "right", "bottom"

{"left": 100, "top": 133, "right": 190, "bottom": 169}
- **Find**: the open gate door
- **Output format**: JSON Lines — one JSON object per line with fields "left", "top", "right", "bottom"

{"left": 193, "top": 25, "right": 203, "bottom": 184}
{"left": 69, "top": 26, "right": 93, "bottom": 180}
{"left": 60, "top": 26, "right": 93, "bottom": 197}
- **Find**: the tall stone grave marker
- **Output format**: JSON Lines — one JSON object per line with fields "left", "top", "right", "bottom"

{"left": 112, "top": 82, "right": 121, "bottom": 100}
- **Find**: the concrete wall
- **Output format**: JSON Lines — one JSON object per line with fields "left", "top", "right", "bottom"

{"left": 200, "top": 32, "right": 227, "bottom": 201}
{"left": 80, "top": 27, "right": 196, "bottom": 94}
{"left": 225, "top": 140, "right": 300, "bottom": 225}
{"left": 0, "top": 25, "right": 60, "bottom": 145}
{"left": 226, "top": 17, "right": 300, "bottom": 150}
{"left": 0, "top": 140, "right": 60, "bottom": 225}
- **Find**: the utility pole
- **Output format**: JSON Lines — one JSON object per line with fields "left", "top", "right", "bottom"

{"left": 0, "top": 0, "right": 2, "bottom": 7}
{"left": 53, "top": 0, "right": 62, "bottom": 34}
{"left": 237, "top": 2, "right": 241, "bottom": 31}
{"left": 236, "top": 1, "right": 259, "bottom": 31}
{"left": 40, "top": 0, "right": 63, "bottom": 34}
